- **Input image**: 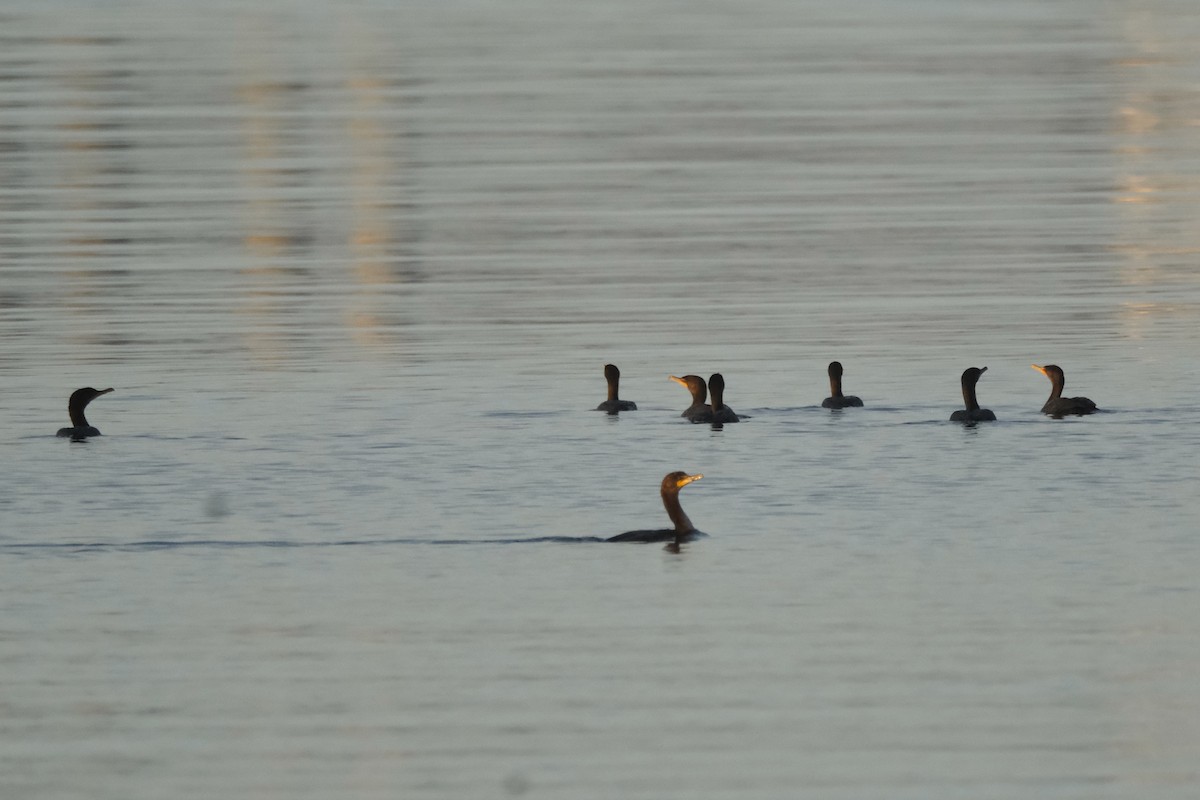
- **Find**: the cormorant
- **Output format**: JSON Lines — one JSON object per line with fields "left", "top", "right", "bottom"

{"left": 707, "top": 373, "right": 740, "bottom": 423}
{"left": 1032, "top": 364, "right": 1096, "bottom": 417}
{"left": 821, "top": 361, "right": 863, "bottom": 409}
{"left": 670, "top": 375, "right": 712, "bottom": 422}
{"left": 949, "top": 367, "right": 996, "bottom": 422}
{"left": 595, "top": 363, "right": 637, "bottom": 413}
{"left": 56, "top": 387, "right": 114, "bottom": 439}
{"left": 607, "top": 472, "right": 707, "bottom": 544}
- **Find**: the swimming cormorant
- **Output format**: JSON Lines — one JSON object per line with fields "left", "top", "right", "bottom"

{"left": 607, "top": 471, "right": 707, "bottom": 544}
{"left": 56, "top": 387, "right": 114, "bottom": 438}
{"left": 706, "top": 373, "right": 740, "bottom": 423}
{"left": 949, "top": 367, "right": 996, "bottom": 422}
{"left": 1032, "top": 364, "right": 1096, "bottom": 417}
{"left": 821, "top": 361, "right": 863, "bottom": 409}
{"left": 595, "top": 363, "right": 637, "bottom": 413}
{"left": 670, "top": 375, "right": 712, "bottom": 422}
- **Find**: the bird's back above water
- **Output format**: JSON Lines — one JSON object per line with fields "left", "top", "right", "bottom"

{"left": 606, "top": 472, "right": 706, "bottom": 544}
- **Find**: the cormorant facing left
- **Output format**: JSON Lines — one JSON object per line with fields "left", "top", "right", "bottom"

{"left": 706, "top": 373, "right": 740, "bottom": 423}
{"left": 670, "top": 375, "right": 712, "bottom": 422}
{"left": 1032, "top": 364, "right": 1096, "bottom": 417}
{"left": 606, "top": 471, "right": 706, "bottom": 544}
{"left": 595, "top": 364, "right": 637, "bottom": 413}
{"left": 949, "top": 367, "right": 996, "bottom": 422}
{"left": 821, "top": 361, "right": 863, "bottom": 409}
{"left": 57, "top": 387, "right": 114, "bottom": 438}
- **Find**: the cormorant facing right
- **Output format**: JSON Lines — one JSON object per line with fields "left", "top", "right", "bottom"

{"left": 821, "top": 361, "right": 863, "bottom": 409}
{"left": 606, "top": 471, "right": 706, "bottom": 544}
{"left": 670, "top": 375, "right": 712, "bottom": 422}
{"left": 57, "top": 387, "right": 114, "bottom": 439}
{"left": 595, "top": 363, "right": 637, "bottom": 413}
{"left": 706, "top": 373, "right": 740, "bottom": 423}
{"left": 1032, "top": 364, "right": 1096, "bottom": 417}
{"left": 949, "top": 367, "right": 996, "bottom": 422}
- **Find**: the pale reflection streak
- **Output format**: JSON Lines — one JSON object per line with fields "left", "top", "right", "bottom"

{"left": 338, "top": 13, "right": 423, "bottom": 353}
{"left": 232, "top": 16, "right": 420, "bottom": 363}
{"left": 57, "top": 46, "right": 135, "bottom": 328}
{"left": 344, "top": 68, "right": 409, "bottom": 350}
{"left": 1112, "top": 9, "right": 1200, "bottom": 340}
{"left": 233, "top": 13, "right": 315, "bottom": 368}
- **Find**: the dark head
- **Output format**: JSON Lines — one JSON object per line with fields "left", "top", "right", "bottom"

{"left": 669, "top": 374, "right": 707, "bottom": 405}
{"left": 662, "top": 470, "right": 700, "bottom": 494}
{"left": 961, "top": 366, "right": 987, "bottom": 386}
{"left": 661, "top": 471, "right": 703, "bottom": 497}
{"left": 828, "top": 361, "right": 844, "bottom": 379}
{"left": 67, "top": 387, "right": 114, "bottom": 427}
{"left": 1032, "top": 364, "right": 1065, "bottom": 396}
{"left": 707, "top": 373, "right": 726, "bottom": 409}
{"left": 959, "top": 367, "right": 986, "bottom": 411}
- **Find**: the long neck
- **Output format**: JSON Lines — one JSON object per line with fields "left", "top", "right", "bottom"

{"left": 962, "top": 381, "right": 979, "bottom": 411}
{"left": 662, "top": 489, "right": 695, "bottom": 533}
{"left": 710, "top": 385, "right": 724, "bottom": 411}
{"left": 606, "top": 375, "right": 619, "bottom": 403}
{"left": 829, "top": 373, "right": 843, "bottom": 398}
{"left": 1047, "top": 374, "right": 1064, "bottom": 401}
{"left": 69, "top": 399, "right": 90, "bottom": 428}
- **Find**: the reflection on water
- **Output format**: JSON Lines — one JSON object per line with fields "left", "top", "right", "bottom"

{"left": 1110, "top": 6, "right": 1200, "bottom": 349}
{"left": 3, "top": 1, "right": 1200, "bottom": 798}
{"left": 1, "top": 4, "right": 1197, "bottom": 376}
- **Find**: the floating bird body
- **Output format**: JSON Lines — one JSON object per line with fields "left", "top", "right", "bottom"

{"left": 56, "top": 387, "right": 114, "bottom": 439}
{"left": 706, "top": 373, "right": 741, "bottom": 424}
{"left": 1032, "top": 364, "right": 1096, "bottom": 417}
{"left": 821, "top": 361, "right": 863, "bottom": 409}
{"left": 595, "top": 363, "right": 637, "bottom": 413}
{"left": 607, "top": 472, "right": 706, "bottom": 545}
{"left": 949, "top": 367, "right": 996, "bottom": 422}
{"left": 670, "top": 375, "right": 712, "bottom": 422}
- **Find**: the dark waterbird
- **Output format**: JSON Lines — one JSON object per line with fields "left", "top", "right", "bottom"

{"left": 56, "top": 387, "right": 114, "bottom": 439}
{"left": 821, "top": 361, "right": 863, "bottom": 409}
{"left": 1032, "top": 364, "right": 1096, "bottom": 417}
{"left": 606, "top": 471, "right": 707, "bottom": 546}
{"left": 949, "top": 367, "right": 995, "bottom": 422}
{"left": 595, "top": 363, "right": 637, "bottom": 413}
{"left": 670, "top": 374, "right": 711, "bottom": 421}
{"left": 706, "top": 373, "right": 741, "bottom": 423}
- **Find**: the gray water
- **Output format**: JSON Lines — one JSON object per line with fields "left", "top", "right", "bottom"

{"left": 3, "top": 1, "right": 1200, "bottom": 797}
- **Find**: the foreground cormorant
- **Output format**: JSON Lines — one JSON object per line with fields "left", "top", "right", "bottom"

{"left": 949, "top": 367, "right": 996, "bottom": 422}
{"left": 706, "top": 373, "right": 740, "bottom": 423}
{"left": 821, "top": 361, "right": 863, "bottom": 409}
{"left": 595, "top": 363, "right": 637, "bottom": 413}
{"left": 1032, "top": 364, "right": 1097, "bottom": 417}
{"left": 56, "top": 387, "right": 114, "bottom": 438}
{"left": 606, "top": 471, "right": 707, "bottom": 544}
{"left": 670, "top": 375, "right": 712, "bottom": 421}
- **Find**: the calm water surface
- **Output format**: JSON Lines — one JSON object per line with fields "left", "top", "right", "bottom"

{"left": 2, "top": 1, "right": 1200, "bottom": 797}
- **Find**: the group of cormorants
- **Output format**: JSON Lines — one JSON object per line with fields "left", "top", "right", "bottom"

{"left": 51, "top": 359, "right": 1096, "bottom": 550}
{"left": 594, "top": 360, "right": 1098, "bottom": 547}
{"left": 597, "top": 360, "right": 1096, "bottom": 422}
{"left": 667, "top": 373, "right": 744, "bottom": 424}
